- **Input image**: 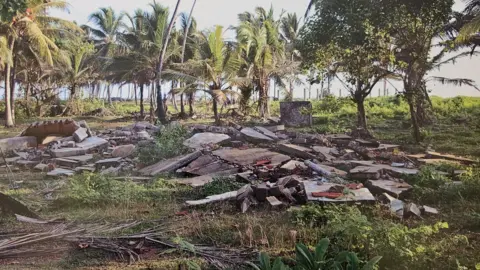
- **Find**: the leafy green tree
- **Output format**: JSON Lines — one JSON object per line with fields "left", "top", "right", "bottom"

{"left": 300, "top": 0, "right": 394, "bottom": 133}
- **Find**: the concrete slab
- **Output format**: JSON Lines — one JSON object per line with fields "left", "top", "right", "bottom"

{"left": 349, "top": 166, "right": 383, "bottom": 180}
{"left": 0, "top": 136, "right": 37, "bottom": 153}
{"left": 47, "top": 168, "right": 74, "bottom": 177}
{"left": 50, "top": 148, "right": 87, "bottom": 158}
{"left": 366, "top": 180, "right": 412, "bottom": 199}
{"left": 95, "top": 157, "right": 122, "bottom": 169}
{"left": 181, "top": 155, "right": 235, "bottom": 176}
{"left": 280, "top": 101, "right": 312, "bottom": 127}
{"left": 312, "top": 146, "right": 337, "bottom": 161}
{"left": 112, "top": 145, "right": 136, "bottom": 158}
{"left": 213, "top": 148, "right": 290, "bottom": 167}
{"left": 183, "top": 133, "right": 231, "bottom": 149}
{"left": 76, "top": 137, "right": 109, "bottom": 151}
{"left": 241, "top": 128, "right": 273, "bottom": 143}
{"left": 280, "top": 160, "right": 308, "bottom": 172}
{"left": 139, "top": 151, "right": 202, "bottom": 176}
{"left": 304, "top": 181, "right": 375, "bottom": 203}
{"left": 278, "top": 144, "right": 316, "bottom": 159}
{"left": 254, "top": 126, "right": 279, "bottom": 140}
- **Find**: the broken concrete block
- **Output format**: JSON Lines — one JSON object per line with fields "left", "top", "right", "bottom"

{"left": 1, "top": 156, "right": 21, "bottom": 165}
{"left": 421, "top": 205, "right": 439, "bottom": 215}
{"left": 280, "top": 101, "right": 312, "bottom": 127}
{"left": 16, "top": 160, "right": 40, "bottom": 167}
{"left": 76, "top": 137, "right": 109, "bottom": 151}
{"left": 50, "top": 148, "right": 87, "bottom": 158}
{"left": 100, "top": 166, "right": 122, "bottom": 176}
{"left": 182, "top": 155, "right": 235, "bottom": 176}
{"left": 140, "top": 151, "right": 202, "bottom": 176}
{"left": 366, "top": 180, "right": 412, "bottom": 199}
{"left": 47, "top": 168, "right": 75, "bottom": 177}
{"left": 280, "top": 160, "right": 308, "bottom": 173}
{"left": 380, "top": 193, "right": 404, "bottom": 218}
{"left": 213, "top": 148, "right": 290, "bottom": 167}
{"left": 278, "top": 144, "right": 316, "bottom": 160}
{"left": 95, "top": 157, "right": 122, "bottom": 169}
{"left": 349, "top": 166, "right": 383, "bottom": 180}
{"left": 277, "top": 175, "right": 302, "bottom": 188}
{"left": 241, "top": 128, "right": 273, "bottom": 143}
{"left": 34, "top": 163, "right": 49, "bottom": 172}
{"left": 112, "top": 144, "right": 136, "bottom": 158}
{"left": 266, "top": 196, "right": 283, "bottom": 207}
{"left": 0, "top": 136, "right": 37, "bottom": 153}
{"left": 254, "top": 126, "right": 278, "bottom": 140}
{"left": 404, "top": 203, "right": 422, "bottom": 219}
{"left": 236, "top": 171, "right": 255, "bottom": 183}
{"left": 312, "top": 146, "right": 337, "bottom": 161}
{"left": 55, "top": 158, "right": 81, "bottom": 168}
{"left": 265, "top": 125, "right": 285, "bottom": 132}
{"left": 73, "top": 128, "right": 89, "bottom": 143}
{"left": 183, "top": 133, "right": 231, "bottom": 150}
{"left": 268, "top": 117, "right": 281, "bottom": 124}
{"left": 65, "top": 154, "right": 94, "bottom": 164}
{"left": 254, "top": 183, "right": 269, "bottom": 202}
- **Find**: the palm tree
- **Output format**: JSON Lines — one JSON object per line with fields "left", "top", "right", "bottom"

{"left": 1, "top": 0, "right": 79, "bottom": 127}
{"left": 172, "top": 25, "right": 241, "bottom": 124}
{"left": 280, "top": 13, "right": 302, "bottom": 100}
{"left": 179, "top": 0, "right": 198, "bottom": 117}
{"left": 156, "top": 0, "right": 182, "bottom": 124}
{"left": 237, "top": 6, "right": 290, "bottom": 117}
{"left": 458, "top": 0, "right": 480, "bottom": 42}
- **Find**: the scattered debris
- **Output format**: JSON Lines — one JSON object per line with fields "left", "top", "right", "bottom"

{"left": 278, "top": 144, "right": 317, "bottom": 160}
{"left": 241, "top": 127, "right": 274, "bottom": 143}
{"left": 213, "top": 148, "right": 290, "bottom": 167}
{"left": 140, "top": 151, "right": 202, "bottom": 176}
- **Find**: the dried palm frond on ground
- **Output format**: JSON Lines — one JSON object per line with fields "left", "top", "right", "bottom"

{"left": 0, "top": 220, "right": 255, "bottom": 268}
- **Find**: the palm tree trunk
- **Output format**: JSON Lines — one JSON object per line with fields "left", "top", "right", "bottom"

{"left": 10, "top": 53, "right": 17, "bottom": 124}
{"left": 134, "top": 83, "right": 138, "bottom": 105}
{"left": 157, "top": 0, "right": 182, "bottom": 124}
{"left": 188, "top": 92, "right": 195, "bottom": 116}
{"left": 4, "top": 64, "right": 14, "bottom": 127}
{"left": 140, "top": 83, "right": 144, "bottom": 118}
{"left": 213, "top": 98, "right": 219, "bottom": 124}
{"left": 180, "top": 93, "right": 186, "bottom": 117}
{"left": 150, "top": 83, "right": 155, "bottom": 123}
{"left": 107, "top": 84, "right": 112, "bottom": 106}
{"left": 25, "top": 82, "right": 31, "bottom": 118}
{"left": 258, "top": 79, "right": 270, "bottom": 119}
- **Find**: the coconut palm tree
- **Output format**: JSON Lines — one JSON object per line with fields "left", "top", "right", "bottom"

{"left": 172, "top": 25, "right": 241, "bottom": 124}
{"left": 1, "top": 0, "right": 79, "bottom": 127}
{"left": 237, "top": 6, "right": 290, "bottom": 117}
{"left": 457, "top": 0, "right": 480, "bottom": 42}
{"left": 280, "top": 13, "right": 302, "bottom": 100}
{"left": 84, "top": 7, "right": 125, "bottom": 57}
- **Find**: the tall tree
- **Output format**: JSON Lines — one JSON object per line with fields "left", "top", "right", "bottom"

{"left": 237, "top": 6, "right": 288, "bottom": 118}
{"left": 180, "top": 0, "right": 197, "bottom": 117}
{"left": 156, "top": 0, "right": 182, "bottom": 124}
{"left": 300, "top": 0, "right": 395, "bottom": 133}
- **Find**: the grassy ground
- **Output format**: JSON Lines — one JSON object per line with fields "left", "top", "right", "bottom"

{"left": 1, "top": 96, "right": 480, "bottom": 269}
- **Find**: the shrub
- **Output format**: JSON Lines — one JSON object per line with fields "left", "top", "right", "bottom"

{"left": 137, "top": 124, "right": 190, "bottom": 165}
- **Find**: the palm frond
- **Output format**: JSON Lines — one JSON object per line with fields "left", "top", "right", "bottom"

{"left": 429, "top": 76, "right": 479, "bottom": 90}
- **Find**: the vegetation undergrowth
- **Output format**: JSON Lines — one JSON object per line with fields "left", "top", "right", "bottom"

{"left": 136, "top": 124, "right": 190, "bottom": 165}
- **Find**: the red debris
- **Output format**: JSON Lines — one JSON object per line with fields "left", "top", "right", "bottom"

{"left": 255, "top": 159, "right": 271, "bottom": 166}
{"left": 311, "top": 192, "right": 343, "bottom": 199}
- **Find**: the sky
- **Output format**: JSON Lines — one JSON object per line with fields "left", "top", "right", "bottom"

{"left": 52, "top": 0, "right": 480, "bottom": 98}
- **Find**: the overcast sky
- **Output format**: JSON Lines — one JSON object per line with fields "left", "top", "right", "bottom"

{"left": 52, "top": 0, "right": 480, "bottom": 98}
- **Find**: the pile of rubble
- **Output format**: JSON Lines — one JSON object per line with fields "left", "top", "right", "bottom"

{"left": 174, "top": 121, "right": 476, "bottom": 218}
{"left": 0, "top": 116, "right": 476, "bottom": 219}
{"left": 0, "top": 119, "right": 159, "bottom": 178}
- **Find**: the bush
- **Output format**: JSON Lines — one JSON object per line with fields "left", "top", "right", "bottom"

{"left": 290, "top": 204, "right": 467, "bottom": 269}
{"left": 137, "top": 124, "right": 190, "bottom": 165}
